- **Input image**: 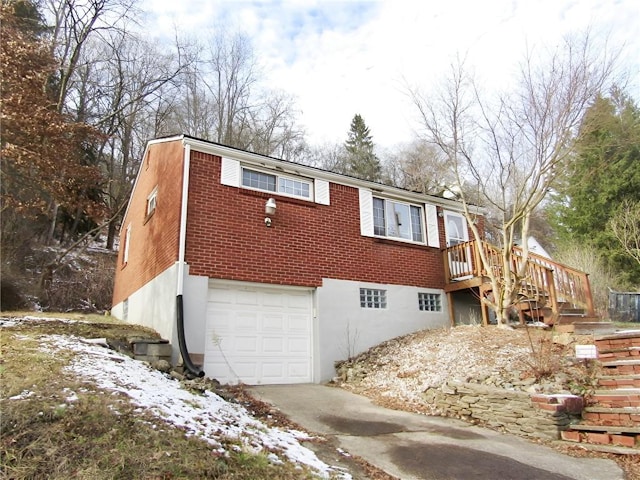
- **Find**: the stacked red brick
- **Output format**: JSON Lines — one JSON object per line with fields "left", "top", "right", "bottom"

{"left": 560, "top": 331, "right": 640, "bottom": 452}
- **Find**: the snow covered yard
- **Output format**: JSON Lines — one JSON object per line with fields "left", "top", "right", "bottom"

{"left": 1, "top": 315, "right": 352, "bottom": 479}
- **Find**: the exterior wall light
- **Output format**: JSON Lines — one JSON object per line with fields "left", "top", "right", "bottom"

{"left": 265, "top": 198, "right": 276, "bottom": 227}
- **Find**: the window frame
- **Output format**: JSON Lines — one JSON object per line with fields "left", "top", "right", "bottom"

{"left": 146, "top": 186, "right": 158, "bottom": 219}
{"left": 373, "top": 197, "right": 425, "bottom": 244}
{"left": 418, "top": 292, "right": 442, "bottom": 312}
{"left": 122, "top": 224, "right": 131, "bottom": 266}
{"left": 360, "top": 288, "right": 387, "bottom": 309}
{"left": 241, "top": 166, "right": 313, "bottom": 201}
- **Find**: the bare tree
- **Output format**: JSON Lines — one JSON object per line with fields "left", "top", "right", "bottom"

{"left": 610, "top": 200, "right": 640, "bottom": 270}
{"left": 299, "top": 142, "right": 348, "bottom": 173}
{"left": 382, "top": 139, "right": 455, "bottom": 194}
{"left": 168, "top": 30, "right": 306, "bottom": 160}
{"left": 409, "top": 34, "right": 617, "bottom": 325}
{"left": 44, "top": 0, "right": 138, "bottom": 112}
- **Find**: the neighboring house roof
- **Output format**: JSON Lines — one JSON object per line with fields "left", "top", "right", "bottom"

{"left": 515, "top": 236, "right": 552, "bottom": 259}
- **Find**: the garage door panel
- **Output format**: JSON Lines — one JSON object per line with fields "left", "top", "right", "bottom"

{"left": 208, "top": 308, "right": 232, "bottom": 329}
{"left": 234, "top": 336, "right": 259, "bottom": 353}
{"left": 262, "top": 291, "right": 287, "bottom": 308}
{"left": 262, "top": 314, "right": 285, "bottom": 332}
{"left": 236, "top": 289, "right": 260, "bottom": 306}
{"left": 288, "top": 337, "right": 310, "bottom": 354}
{"left": 262, "top": 337, "right": 284, "bottom": 353}
{"left": 236, "top": 313, "right": 259, "bottom": 330}
{"left": 287, "top": 362, "right": 311, "bottom": 379}
{"left": 287, "top": 294, "right": 311, "bottom": 309}
{"left": 204, "top": 284, "right": 313, "bottom": 385}
{"left": 261, "top": 362, "right": 285, "bottom": 379}
{"left": 288, "top": 314, "right": 311, "bottom": 332}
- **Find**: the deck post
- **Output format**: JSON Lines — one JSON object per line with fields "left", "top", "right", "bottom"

{"left": 479, "top": 284, "right": 490, "bottom": 326}
{"left": 447, "top": 292, "right": 455, "bottom": 327}
{"left": 583, "top": 273, "right": 596, "bottom": 317}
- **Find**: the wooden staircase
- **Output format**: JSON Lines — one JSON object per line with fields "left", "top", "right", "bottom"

{"left": 560, "top": 332, "right": 640, "bottom": 453}
{"left": 443, "top": 240, "right": 608, "bottom": 330}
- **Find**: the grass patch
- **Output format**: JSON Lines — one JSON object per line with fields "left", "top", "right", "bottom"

{"left": 0, "top": 316, "right": 319, "bottom": 480}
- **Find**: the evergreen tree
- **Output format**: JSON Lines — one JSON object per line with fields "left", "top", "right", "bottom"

{"left": 344, "top": 114, "right": 381, "bottom": 182}
{"left": 549, "top": 88, "right": 640, "bottom": 286}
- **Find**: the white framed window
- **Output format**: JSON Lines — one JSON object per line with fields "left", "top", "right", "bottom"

{"left": 360, "top": 288, "right": 387, "bottom": 309}
{"left": 146, "top": 186, "right": 158, "bottom": 217}
{"left": 418, "top": 292, "right": 442, "bottom": 312}
{"left": 241, "top": 167, "right": 312, "bottom": 200}
{"left": 122, "top": 224, "right": 131, "bottom": 265}
{"left": 373, "top": 197, "right": 424, "bottom": 242}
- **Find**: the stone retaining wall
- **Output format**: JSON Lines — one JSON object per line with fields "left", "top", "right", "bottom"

{"left": 423, "top": 381, "right": 583, "bottom": 440}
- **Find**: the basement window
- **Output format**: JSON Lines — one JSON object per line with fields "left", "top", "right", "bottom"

{"left": 360, "top": 288, "right": 387, "bottom": 309}
{"left": 418, "top": 292, "right": 442, "bottom": 312}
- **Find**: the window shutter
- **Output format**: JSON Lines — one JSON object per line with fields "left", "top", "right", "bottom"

{"left": 425, "top": 204, "right": 440, "bottom": 248}
{"left": 359, "top": 188, "right": 374, "bottom": 237}
{"left": 220, "top": 157, "right": 240, "bottom": 187}
{"left": 314, "top": 179, "right": 330, "bottom": 205}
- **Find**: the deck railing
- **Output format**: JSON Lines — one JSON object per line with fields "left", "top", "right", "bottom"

{"left": 443, "top": 240, "right": 595, "bottom": 316}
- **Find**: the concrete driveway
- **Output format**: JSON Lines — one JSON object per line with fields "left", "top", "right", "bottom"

{"left": 248, "top": 384, "right": 624, "bottom": 480}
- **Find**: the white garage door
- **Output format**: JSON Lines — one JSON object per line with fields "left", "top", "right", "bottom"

{"left": 204, "top": 283, "right": 313, "bottom": 385}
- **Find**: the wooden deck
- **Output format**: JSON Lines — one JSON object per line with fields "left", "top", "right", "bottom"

{"left": 443, "top": 240, "right": 597, "bottom": 326}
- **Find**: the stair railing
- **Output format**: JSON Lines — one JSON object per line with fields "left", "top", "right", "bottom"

{"left": 444, "top": 240, "right": 595, "bottom": 317}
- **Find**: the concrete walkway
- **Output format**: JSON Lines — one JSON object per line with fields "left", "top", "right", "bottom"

{"left": 248, "top": 384, "right": 624, "bottom": 480}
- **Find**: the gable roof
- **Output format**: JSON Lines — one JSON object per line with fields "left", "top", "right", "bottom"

{"left": 122, "top": 134, "right": 481, "bottom": 232}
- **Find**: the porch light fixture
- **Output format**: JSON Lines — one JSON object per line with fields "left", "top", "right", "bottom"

{"left": 265, "top": 197, "right": 276, "bottom": 227}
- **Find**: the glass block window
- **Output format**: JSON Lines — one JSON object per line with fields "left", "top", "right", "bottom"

{"left": 360, "top": 288, "right": 387, "bottom": 309}
{"left": 418, "top": 292, "right": 442, "bottom": 312}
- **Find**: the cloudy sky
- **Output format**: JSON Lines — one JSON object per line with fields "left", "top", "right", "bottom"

{"left": 144, "top": 0, "right": 639, "bottom": 148}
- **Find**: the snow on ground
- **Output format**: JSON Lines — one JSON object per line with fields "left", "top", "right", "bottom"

{"left": 4, "top": 319, "right": 350, "bottom": 479}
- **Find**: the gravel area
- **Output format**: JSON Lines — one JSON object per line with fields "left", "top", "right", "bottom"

{"left": 334, "top": 325, "right": 598, "bottom": 414}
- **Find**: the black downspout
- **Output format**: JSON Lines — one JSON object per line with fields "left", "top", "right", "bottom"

{"left": 176, "top": 294, "right": 204, "bottom": 378}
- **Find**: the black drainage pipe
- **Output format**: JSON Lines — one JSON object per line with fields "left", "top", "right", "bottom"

{"left": 176, "top": 294, "right": 204, "bottom": 378}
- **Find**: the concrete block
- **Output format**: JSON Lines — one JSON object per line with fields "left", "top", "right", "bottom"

{"left": 146, "top": 343, "right": 173, "bottom": 357}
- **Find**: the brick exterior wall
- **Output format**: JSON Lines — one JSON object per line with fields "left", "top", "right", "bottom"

{"left": 185, "top": 150, "right": 447, "bottom": 289}
{"left": 112, "top": 141, "right": 184, "bottom": 305}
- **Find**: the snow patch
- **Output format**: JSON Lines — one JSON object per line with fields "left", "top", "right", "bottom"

{"left": 38, "top": 334, "right": 351, "bottom": 479}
